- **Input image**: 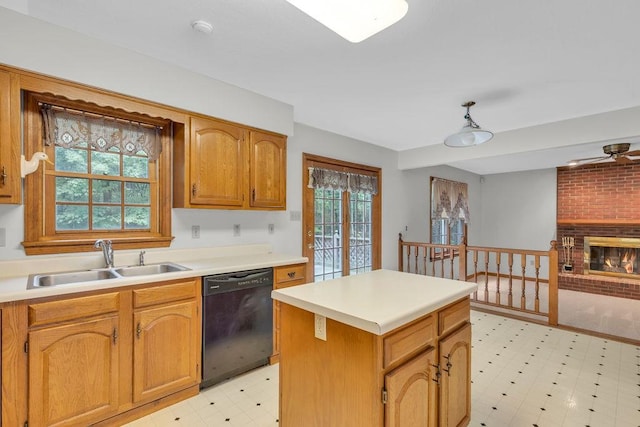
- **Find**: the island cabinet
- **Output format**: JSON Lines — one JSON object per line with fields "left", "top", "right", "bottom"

{"left": 270, "top": 263, "right": 307, "bottom": 364}
{"left": 173, "top": 115, "right": 286, "bottom": 210}
{"left": 273, "top": 270, "right": 474, "bottom": 427}
{"left": 0, "top": 68, "right": 21, "bottom": 204}
{"left": 19, "top": 278, "right": 201, "bottom": 427}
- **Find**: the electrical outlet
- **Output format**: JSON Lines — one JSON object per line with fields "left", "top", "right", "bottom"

{"left": 233, "top": 224, "right": 241, "bottom": 237}
{"left": 268, "top": 224, "right": 275, "bottom": 234}
{"left": 0, "top": 228, "right": 5, "bottom": 247}
{"left": 314, "top": 314, "right": 326, "bottom": 341}
{"left": 191, "top": 225, "right": 200, "bottom": 239}
{"left": 290, "top": 210, "right": 301, "bottom": 221}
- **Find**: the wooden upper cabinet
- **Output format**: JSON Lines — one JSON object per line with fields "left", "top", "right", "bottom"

{"left": 0, "top": 69, "right": 20, "bottom": 203}
{"left": 174, "top": 115, "right": 286, "bottom": 210}
{"left": 189, "top": 116, "right": 246, "bottom": 207}
{"left": 250, "top": 130, "right": 286, "bottom": 209}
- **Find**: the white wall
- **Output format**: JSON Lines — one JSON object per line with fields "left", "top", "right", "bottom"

{"left": 400, "top": 165, "right": 483, "bottom": 245}
{"left": 479, "top": 169, "right": 557, "bottom": 251}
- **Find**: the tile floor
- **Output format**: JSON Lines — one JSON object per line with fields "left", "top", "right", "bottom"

{"left": 126, "top": 310, "right": 639, "bottom": 427}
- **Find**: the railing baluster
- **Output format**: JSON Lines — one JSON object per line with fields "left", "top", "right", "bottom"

{"left": 496, "top": 252, "right": 501, "bottom": 305}
{"left": 449, "top": 252, "right": 454, "bottom": 279}
{"left": 473, "top": 250, "right": 479, "bottom": 300}
{"left": 534, "top": 255, "right": 540, "bottom": 313}
{"left": 520, "top": 253, "right": 527, "bottom": 310}
{"left": 508, "top": 253, "right": 514, "bottom": 307}
{"left": 422, "top": 247, "right": 427, "bottom": 276}
{"left": 484, "top": 250, "right": 489, "bottom": 302}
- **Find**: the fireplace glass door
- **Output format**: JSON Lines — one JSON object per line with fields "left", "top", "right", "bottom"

{"left": 584, "top": 237, "right": 640, "bottom": 278}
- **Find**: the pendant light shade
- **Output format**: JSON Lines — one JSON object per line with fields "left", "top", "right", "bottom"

{"left": 286, "top": 0, "right": 409, "bottom": 43}
{"left": 444, "top": 101, "right": 493, "bottom": 147}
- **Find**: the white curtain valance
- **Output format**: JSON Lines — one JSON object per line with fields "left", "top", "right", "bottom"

{"left": 41, "top": 104, "right": 162, "bottom": 161}
{"left": 431, "top": 177, "right": 470, "bottom": 223}
{"left": 307, "top": 167, "right": 378, "bottom": 195}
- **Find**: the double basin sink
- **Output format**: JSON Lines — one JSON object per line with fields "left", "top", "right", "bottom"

{"left": 27, "top": 262, "right": 191, "bottom": 289}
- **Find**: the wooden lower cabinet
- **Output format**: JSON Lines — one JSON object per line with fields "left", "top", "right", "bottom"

{"left": 132, "top": 299, "right": 199, "bottom": 404}
{"left": 439, "top": 323, "right": 472, "bottom": 427}
{"left": 28, "top": 316, "right": 120, "bottom": 426}
{"left": 384, "top": 348, "right": 438, "bottom": 427}
{"left": 23, "top": 278, "right": 201, "bottom": 427}
{"left": 270, "top": 263, "right": 306, "bottom": 364}
{"left": 279, "top": 297, "right": 471, "bottom": 427}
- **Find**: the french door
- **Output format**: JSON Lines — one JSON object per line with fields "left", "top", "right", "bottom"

{"left": 302, "top": 154, "right": 382, "bottom": 282}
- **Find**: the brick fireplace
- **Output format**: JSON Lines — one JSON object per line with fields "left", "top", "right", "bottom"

{"left": 557, "top": 161, "right": 640, "bottom": 300}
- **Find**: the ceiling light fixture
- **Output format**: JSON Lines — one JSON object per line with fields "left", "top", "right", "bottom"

{"left": 191, "top": 20, "right": 213, "bottom": 34}
{"left": 285, "top": 0, "right": 408, "bottom": 43}
{"left": 444, "top": 101, "right": 493, "bottom": 147}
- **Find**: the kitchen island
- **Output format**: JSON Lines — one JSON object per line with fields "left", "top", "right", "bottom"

{"left": 271, "top": 269, "right": 477, "bottom": 427}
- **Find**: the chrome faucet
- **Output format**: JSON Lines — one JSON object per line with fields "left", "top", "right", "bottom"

{"left": 139, "top": 250, "right": 146, "bottom": 266}
{"left": 94, "top": 239, "right": 114, "bottom": 268}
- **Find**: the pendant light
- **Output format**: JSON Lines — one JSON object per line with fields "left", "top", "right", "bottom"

{"left": 444, "top": 101, "right": 493, "bottom": 147}
{"left": 286, "top": 0, "right": 409, "bottom": 43}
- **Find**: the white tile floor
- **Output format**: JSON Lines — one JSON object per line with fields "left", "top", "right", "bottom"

{"left": 126, "top": 310, "right": 640, "bottom": 427}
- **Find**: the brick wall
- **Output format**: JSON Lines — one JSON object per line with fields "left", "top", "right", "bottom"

{"left": 556, "top": 162, "right": 640, "bottom": 300}
{"left": 557, "top": 162, "right": 640, "bottom": 222}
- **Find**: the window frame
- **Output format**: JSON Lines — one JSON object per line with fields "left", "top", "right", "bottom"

{"left": 22, "top": 91, "right": 173, "bottom": 255}
{"left": 429, "top": 177, "right": 467, "bottom": 260}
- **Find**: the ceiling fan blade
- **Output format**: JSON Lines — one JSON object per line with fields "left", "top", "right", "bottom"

{"left": 623, "top": 149, "right": 640, "bottom": 156}
{"left": 567, "top": 155, "right": 609, "bottom": 165}
{"left": 614, "top": 155, "right": 632, "bottom": 164}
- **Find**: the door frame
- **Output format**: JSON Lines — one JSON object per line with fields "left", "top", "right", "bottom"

{"left": 302, "top": 153, "right": 382, "bottom": 282}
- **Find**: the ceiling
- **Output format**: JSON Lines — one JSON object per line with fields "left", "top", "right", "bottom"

{"left": 5, "top": 0, "right": 640, "bottom": 174}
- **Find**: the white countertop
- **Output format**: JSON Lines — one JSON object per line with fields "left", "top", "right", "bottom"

{"left": 271, "top": 269, "right": 477, "bottom": 335}
{"left": 0, "top": 245, "right": 307, "bottom": 303}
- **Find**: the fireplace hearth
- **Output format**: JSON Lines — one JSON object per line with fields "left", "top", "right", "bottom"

{"left": 584, "top": 236, "right": 640, "bottom": 279}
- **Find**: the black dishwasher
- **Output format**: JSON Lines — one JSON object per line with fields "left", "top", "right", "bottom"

{"left": 201, "top": 268, "right": 273, "bottom": 388}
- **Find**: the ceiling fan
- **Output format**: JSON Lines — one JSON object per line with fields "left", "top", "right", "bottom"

{"left": 567, "top": 143, "right": 640, "bottom": 166}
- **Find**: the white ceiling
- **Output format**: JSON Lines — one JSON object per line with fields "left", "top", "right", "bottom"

{"left": 6, "top": 0, "right": 640, "bottom": 174}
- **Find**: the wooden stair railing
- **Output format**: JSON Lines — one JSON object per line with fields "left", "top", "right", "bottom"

{"left": 398, "top": 233, "right": 559, "bottom": 325}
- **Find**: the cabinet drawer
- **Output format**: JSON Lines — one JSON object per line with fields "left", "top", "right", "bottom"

{"left": 274, "top": 264, "right": 306, "bottom": 288}
{"left": 29, "top": 292, "right": 120, "bottom": 327}
{"left": 133, "top": 279, "right": 197, "bottom": 308}
{"left": 438, "top": 297, "right": 470, "bottom": 336}
{"left": 383, "top": 315, "right": 435, "bottom": 368}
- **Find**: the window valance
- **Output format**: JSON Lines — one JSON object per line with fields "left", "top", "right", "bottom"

{"left": 431, "top": 177, "right": 470, "bottom": 223}
{"left": 307, "top": 167, "right": 378, "bottom": 195}
{"left": 40, "top": 104, "right": 162, "bottom": 161}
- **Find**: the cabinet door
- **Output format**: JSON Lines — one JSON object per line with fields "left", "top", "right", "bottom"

{"left": 0, "top": 70, "right": 20, "bottom": 203}
{"left": 132, "top": 300, "right": 199, "bottom": 404}
{"left": 28, "top": 316, "right": 120, "bottom": 426}
{"left": 271, "top": 264, "right": 307, "bottom": 363}
{"left": 249, "top": 131, "right": 286, "bottom": 209}
{"left": 190, "top": 117, "right": 246, "bottom": 207}
{"left": 384, "top": 348, "right": 438, "bottom": 427}
{"left": 439, "top": 323, "right": 471, "bottom": 427}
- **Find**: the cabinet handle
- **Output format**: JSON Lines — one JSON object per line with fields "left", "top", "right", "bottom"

{"left": 192, "top": 184, "right": 196, "bottom": 197}
{"left": 442, "top": 354, "right": 453, "bottom": 376}
{"left": 136, "top": 322, "right": 142, "bottom": 339}
{"left": 287, "top": 271, "right": 295, "bottom": 279}
{"left": 432, "top": 363, "right": 441, "bottom": 385}
{"left": 112, "top": 328, "right": 118, "bottom": 345}
{"left": 0, "top": 166, "right": 6, "bottom": 186}
{"left": 252, "top": 188, "right": 255, "bottom": 201}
